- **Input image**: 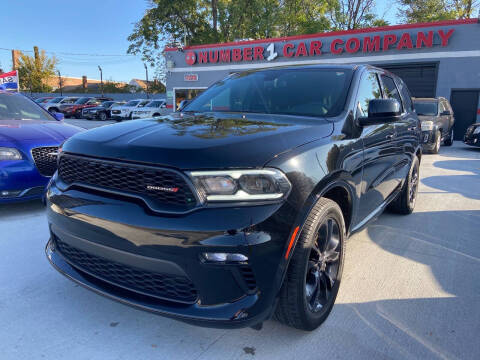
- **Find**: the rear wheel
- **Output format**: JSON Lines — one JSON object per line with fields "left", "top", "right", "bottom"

{"left": 388, "top": 155, "right": 419, "bottom": 215}
{"left": 275, "top": 198, "right": 345, "bottom": 331}
{"left": 444, "top": 128, "right": 454, "bottom": 146}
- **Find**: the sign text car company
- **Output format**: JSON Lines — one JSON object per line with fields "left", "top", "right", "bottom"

{"left": 184, "top": 29, "right": 455, "bottom": 65}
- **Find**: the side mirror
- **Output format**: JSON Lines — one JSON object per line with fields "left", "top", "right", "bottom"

{"left": 53, "top": 112, "right": 64, "bottom": 121}
{"left": 440, "top": 110, "right": 451, "bottom": 116}
{"left": 358, "top": 98, "right": 401, "bottom": 126}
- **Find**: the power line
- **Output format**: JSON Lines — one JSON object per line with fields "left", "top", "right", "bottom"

{"left": 0, "top": 47, "right": 138, "bottom": 57}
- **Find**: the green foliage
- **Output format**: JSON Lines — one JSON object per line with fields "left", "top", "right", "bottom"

{"left": 127, "top": 0, "right": 391, "bottom": 77}
{"left": 398, "top": 0, "right": 479, "bottom": 23}
{"left": 149, "top": 79, "right": 166, "bottom": 93}
{"left": 17, "top": 47, "right": 57, "bottom": 92}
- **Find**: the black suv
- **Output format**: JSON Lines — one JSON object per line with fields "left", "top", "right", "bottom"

{"left": 45, "top": 65, "right": 421, "bottom": 331}
{"left": 413, "top": 97, "right": 455, "bottom": 153}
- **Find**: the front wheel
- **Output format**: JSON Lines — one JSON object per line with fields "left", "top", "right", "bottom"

{"left": 444, "top": 128, "right": 454, "bottom": 146}
{"left": 99, "top": 112, "right": 107, "bottom": 121}
{"left": 275, "top": 198, "right": 345, "bottom": 331}
{"left": 388, "top": 155, "right": 419, "bottom": 215}
{"left": 431, "top": 130, "right": 441, "bottom": 154}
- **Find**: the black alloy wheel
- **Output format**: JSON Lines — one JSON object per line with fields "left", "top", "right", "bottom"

{"left": 408, "top": 160, "right": 419, "bottom": 208}
{"left": 275, "top": 197, "right": 345, "bottom": 331}
{"left": 99, "top": 112, "right": 107, "bottom": 121}
{"left": 305, "top": 217, "right": 341, "bottom": 313}
{"left": 388, "top": 155, "right": 420, "bottom": 215}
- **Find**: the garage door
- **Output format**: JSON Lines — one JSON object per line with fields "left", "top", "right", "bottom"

{"left": 380, "top": 63, "right": 438, "bottom": 98}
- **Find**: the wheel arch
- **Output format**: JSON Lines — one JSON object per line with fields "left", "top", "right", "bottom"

{"left": 272, "top": 172, "right": 355, "bottom": 313}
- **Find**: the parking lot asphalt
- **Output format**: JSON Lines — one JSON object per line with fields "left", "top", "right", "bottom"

{"left": 1, "top": 139, "right": 479, "bottom": 360}
{"left": 64, "top": 118, "right": 116, "bottom": 129}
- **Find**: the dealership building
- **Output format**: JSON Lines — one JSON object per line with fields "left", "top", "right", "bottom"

{"left": 164, "top": 18, "right": 480, "bottom": 139}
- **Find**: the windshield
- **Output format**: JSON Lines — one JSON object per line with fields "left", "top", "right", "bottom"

{"left": 125, "top": 100, "right": 140, "bottom": 107}
{"left": 0, "top": 93, "right": 55, "bottom": 120}
{"left": 48, "top": 97, "right": 63, "bottom": 103}
{"left": 184, "top": 68, "right": 353, "bottom": 118}
{"left": 414, "top": 101, "right": 438, "bottom": 116}
{"left": 102, "top": 101, "right": 115, "bottom": 108}
{"left": 75, "top": 97, "right": 91, "bottom": 105}
{"left": 147, "top": 101, "right": 162, "bottom": 107}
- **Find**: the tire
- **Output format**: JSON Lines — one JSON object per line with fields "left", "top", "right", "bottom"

{"left": 99, "top": 112, "right": 107, "bottom": 121}
{"left": 275, "top": 198, "right": 346, "bottom": 331}
{"left": 128, "top": 113, "right": 132, "bottom": 120}
{"left": 431, "top": 130, "right": 441, "bottom": 154}
{"left": 153, "top": 113, "right": 160, "bottom": 117}
{"left": 444, "top": 128, "right": 454, "bottom": 146}
{"left": 388, "top": 155, "right": 419, "bottom": 215}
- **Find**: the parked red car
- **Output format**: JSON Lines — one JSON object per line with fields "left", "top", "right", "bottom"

{"left": 58, "top": 97, "right": 113, "bottom": 118}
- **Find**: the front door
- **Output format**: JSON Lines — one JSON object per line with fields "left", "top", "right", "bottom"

{"left": 450, "top": 90, "right": 479, "bottom": 140}
{"left": 357, "top": 71, "right": 399, "bottom": 221}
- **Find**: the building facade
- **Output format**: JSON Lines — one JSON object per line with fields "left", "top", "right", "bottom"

{"left": 164, "top": 18, "right": 480, "bottom": 139}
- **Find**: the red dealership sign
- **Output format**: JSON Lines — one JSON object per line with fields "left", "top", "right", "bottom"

{"left": 184, "top": 29, "right": 455, "bottom": 65}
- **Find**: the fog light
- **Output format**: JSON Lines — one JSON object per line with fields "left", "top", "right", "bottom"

{"left": 202, "top": 252, "right": 248, "bottom": 263}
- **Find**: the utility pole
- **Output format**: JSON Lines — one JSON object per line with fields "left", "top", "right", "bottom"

{"left": 57, "top": 70, "right": 63, "bottom": 96}
{"left": 144, "top": 63, "right": 149, "bottom": 99}
{"left": 98, "top": 65, "right": 103, "bottom": 97}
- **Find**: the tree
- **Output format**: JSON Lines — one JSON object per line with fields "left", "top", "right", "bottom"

{"left": 277, "top": 0, "right": 333, "bottom": 36}
{"left": 17, "top": 46, "right": 57, "bottom": 92}
{"left": 328, "top": 0, "right": 388, "bottom": 30}
{"left": 397, "top": 0, "right": 479, "bottom": 23}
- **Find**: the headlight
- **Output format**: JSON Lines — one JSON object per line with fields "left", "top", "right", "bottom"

{"left": 0, "top": 147, "right": 22, "bottom": 161}
{"left": 189, "top": 169, "right": 291, "bottom": 202}
{"left": 421, "top": 121, "right": 434, "bottom": 131}
{"left": 473, "top": 127, "right": 480, "bottom": 135}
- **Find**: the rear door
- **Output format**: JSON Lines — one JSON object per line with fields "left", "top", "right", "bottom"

{"left": 357, "top": 70, "right": 398, "bottom": 221}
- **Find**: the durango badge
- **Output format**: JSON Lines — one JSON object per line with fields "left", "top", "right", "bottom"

{"left": 146, "top": 185, "right": 179, "bottom": 193}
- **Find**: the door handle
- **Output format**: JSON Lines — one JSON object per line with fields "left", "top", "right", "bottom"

{"left": 386, "top": 134, "right": 395, "bottom": 140}
{"left": 408, "top": 126, "right": 417, "bottom": 131}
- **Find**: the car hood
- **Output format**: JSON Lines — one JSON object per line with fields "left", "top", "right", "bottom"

{"left": 0, "top": 120, "right": 82, "bottom": 145}
{"left": 63, "top": 112, "right": 333, "bottom": 169}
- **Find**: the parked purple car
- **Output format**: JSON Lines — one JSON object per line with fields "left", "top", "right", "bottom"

{"left": 0, "top": 91, "right": 82, "bottom": 203}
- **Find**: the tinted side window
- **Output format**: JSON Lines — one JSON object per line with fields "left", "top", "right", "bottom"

{"left": 356, "top": 72, "right": 382, "bottom": 117}
{"left": 396, "top": 77, "right": 413, "bottom": 112}
{"left": 381, "top": 75, "right": 403, "bottom": 111}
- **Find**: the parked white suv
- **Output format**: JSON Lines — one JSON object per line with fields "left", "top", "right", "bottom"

{"left": 131, "top": 100, "right": 167, "bottom": 119}
{"left": 110, "top": 99, "right": 150, "bottom": 121}
{"left": 42, "top": 97, "right": 78, "bottom": 113}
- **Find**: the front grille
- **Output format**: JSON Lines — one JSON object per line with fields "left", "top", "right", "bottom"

{"left": 57, "top": 155, "right": 198, "bottom": 211}
{"left": 55, "top": 238, "right": 198, "bottom": 304}
{"left": 31, "top": 146, "right": 59, "bottom": 177}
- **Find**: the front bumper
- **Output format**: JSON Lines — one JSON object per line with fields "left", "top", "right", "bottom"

{"left": 45, "top": 180, "right": 292, "bottom": 328}
{"left": 0, "top": 158, "right": 49, "bottom": 203}
{"left": 421, "top": 130, "right": 438, "bottom": 150}
{"left": 464, "top": 133, "right": 480, "bottom": 147}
